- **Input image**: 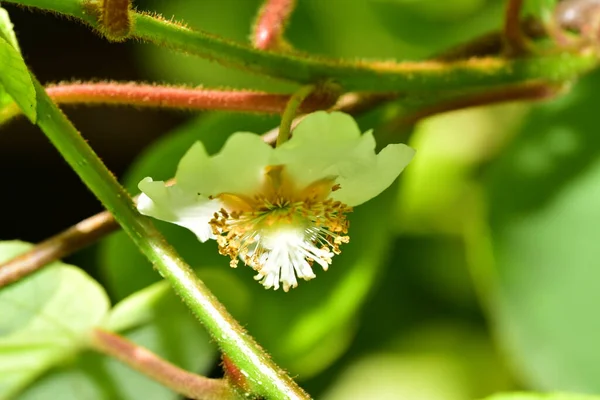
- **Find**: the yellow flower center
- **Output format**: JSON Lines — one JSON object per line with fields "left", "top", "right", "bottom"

{"left": 208, "top": 165, "right": 352, "bottom": 291}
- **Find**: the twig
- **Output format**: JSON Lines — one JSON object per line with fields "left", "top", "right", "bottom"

{"left": 381, "top": 82, "right": 563, "bottom": 135}
{"left": 91, "top": 329, "right": 238, "bottom": 400}
{"left": 0, "top": 211, "right": 118, "bottom": 287}
{"left": 252, "top": 0, "right": 297, "bottom": 51}
{"left": 503, "top": 0, "right": 530, "bottom": 56}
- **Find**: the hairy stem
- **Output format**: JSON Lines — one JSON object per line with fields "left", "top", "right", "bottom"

{"left": 253, "top": 0, "right": 297, "bottom": 51}
{"left": 0, "top": 211, "right": 118, "bottom": 288}
{"left": 4, "top": 0, "right": 597, "bottom": 91}
{"left": 91, "top": 329, "right": 238, "bottom": 400}
{"left": 0, "top": 82, "right": 338, "bottom": 125}
{"left": 277, "top": 84, "right": 315, "bottom": 146}
{"left": 30, "top": 76, "right": 310, "bottom": 399}
{"left": 100, "top": 0, "right": 131, "bottom": 41}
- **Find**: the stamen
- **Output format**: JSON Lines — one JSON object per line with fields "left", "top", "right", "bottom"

{"left": 208, "top": 178, "right": 352, "bottom": 291}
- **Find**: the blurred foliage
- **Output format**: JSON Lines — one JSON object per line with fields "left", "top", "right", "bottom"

{"left": 479, "top": 67, "right": 600, "bottom": 393}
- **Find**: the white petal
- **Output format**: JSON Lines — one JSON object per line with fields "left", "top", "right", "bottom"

{"left": 137, "top": 177, "right": 222, "bottom": 242}
{"left": 274, "top": 111, "right": 415, "bottom": 205}
{"left": 331, "top": 140, "right": 416, "bottom": 206}
{"left": 272, "top": 111, "right": 367, "bottom": 188}
{"left": 176, "top": 133, "right": 273, "bottom": 197}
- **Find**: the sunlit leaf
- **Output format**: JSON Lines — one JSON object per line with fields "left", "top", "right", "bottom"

{"left": 0, "top": 9, "right": 36, "bottom": 122}
{"left": 0, "top": 241, "right": 110, "bottom": 399}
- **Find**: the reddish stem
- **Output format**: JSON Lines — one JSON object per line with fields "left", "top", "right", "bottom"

{"left": 44, "top": 82, "right": 334, "bottom": 114}
{"left": 504, "top": 0, "right": 529, "bottom": 55}
{"left": 91, "top": 329, "right": 236, "bottom": 400}
{"left": 253, "top": 0, "right": 297, "bottom": 51}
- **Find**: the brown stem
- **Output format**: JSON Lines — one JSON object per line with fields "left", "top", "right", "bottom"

{"left": 91, "top": 329, "right": 238, "bottom": 400}
{"left": 503, "top": 0, "right": 530, "bottom": 56}
{"left": 252, "top": 0, "right": 297, "bottom": 51}
{"left": 0, "top": 211, "right": 118, "bottom": 287}
{"left": 382, "top": 82, "right": 562, "bottom": 133}
{"left": 100, "top": 0, "right": 132, "bottom": 41}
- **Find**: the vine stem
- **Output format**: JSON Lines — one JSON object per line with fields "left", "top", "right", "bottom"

{"left": 0, "top": 82, "right": 338, "bottom": 125}
{"left": 253, "top": 0, "right": 297, "bottom": 51}
{"left": 277, "top": 84, "right": 315, "bottom": 146}
{"left": 30, "top": 76, "right": 310, "bottom": 399}
{"left": 91, "top": 329, "right": 237, "bottom": 400}
{"left": 0, "top": 210, "right": 118, "bottom": 287}
{"left": 503, "top": 0, "right": 529, "bottom": 56}
{"left": 4, "top": 0, "right": 597, "bottom": 91}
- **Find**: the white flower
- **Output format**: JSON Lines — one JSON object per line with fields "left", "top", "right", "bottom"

{"left": 137, "top": 111, "right": 415, "bottom": 291}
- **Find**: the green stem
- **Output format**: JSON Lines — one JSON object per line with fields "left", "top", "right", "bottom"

{"left": 5, "top": 0, "right": 598, "bottom": 91}
{"left": 277, "top": 84, "right": 315, "bottom": 146}
{"left": 30, "top": 78, "right": 310, "bottom": 399}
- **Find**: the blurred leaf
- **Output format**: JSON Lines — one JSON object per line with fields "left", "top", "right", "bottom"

{"left": 398, "top": 104, "right": 527, "bottom": 235}
{"left": 479, "top": 68, "right": 600, "bottom": 392}
{"left": 522, "top": 0, "right": 557, "bottom": 22}
{"left": 369, "top": 0, "right": 504, "bottom": 58}
{"left": 0, "top": 11, "right": 36, "bottom": 122}
{"left": 19, "top": 274, "right": 217, "bottom": 400}
{"left": 0, "top": 241, "right": 110, "bottom": 399}
{"left": 322, "top": 322, "right": 512, "bottom": 400}
{"left": 99, "top": 110, "right": 400, "bottom": 377}
{"left": 481, "top": 393, "right": 600, "bottom": 400}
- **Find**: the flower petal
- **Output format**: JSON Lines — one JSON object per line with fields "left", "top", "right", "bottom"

{"left": 330, "top": 137, "right": 416, "bottom": 206}
{"left": 273, "top": 111, "right": 368, "bottom": 188}
{"left": 176, "top": 133, "right": 273, "bottom": 197}
{"left": 137, "top": 177, "right": 221, "bottom": 242}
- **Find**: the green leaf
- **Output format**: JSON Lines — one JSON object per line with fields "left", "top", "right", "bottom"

{"left": 481, "top": 393, "right": 600, "bottom": 400}
{"left": 480, "top": 68, "right": 600, "bottom": 392}
{"left": 99, "top": 110, "right": 398, "bottom": 377}
{"left": 0, "top": 7, "right": 21, "bottom": 50}
{"left": 19, "top": 276, "right": 217, "bottom": 400}
{"left": 0, "top": 10, "right": 36, "bottom": 122}
{"left": 0, "top": 241, "right": 110, "bottom": 399}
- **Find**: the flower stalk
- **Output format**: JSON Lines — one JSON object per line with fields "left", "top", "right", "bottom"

{"left": 277, "top": 84, "right": 315, "bottom": 146}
